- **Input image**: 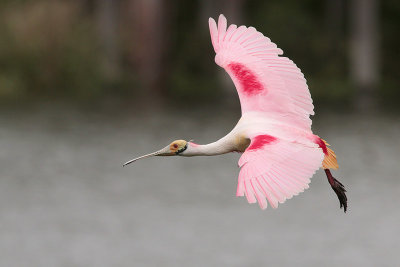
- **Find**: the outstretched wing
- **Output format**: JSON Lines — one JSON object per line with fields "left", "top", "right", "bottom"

{"left": 209, "top": 15, "right": 314, "bottom": 130}
{"left": 237, "top": 134, "right": 324, "bottom": 209}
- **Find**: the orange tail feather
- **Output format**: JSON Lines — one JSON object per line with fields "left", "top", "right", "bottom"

{"left": 321, "top": 139, "right": 339, "bottom": 170}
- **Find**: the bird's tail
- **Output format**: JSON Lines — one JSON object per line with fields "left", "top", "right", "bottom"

{"left": 318, "top": 139, "right": 339, "bottom": 169}
{"left": 316, "top": 137, "right": 347, "bottom": 212}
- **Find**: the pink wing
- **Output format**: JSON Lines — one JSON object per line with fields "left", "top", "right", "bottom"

{"left": 209, "top": 15, "right": 314, "bottom": 130}
{"left": 237, "top": 134, "right": 324, "bottom": 209}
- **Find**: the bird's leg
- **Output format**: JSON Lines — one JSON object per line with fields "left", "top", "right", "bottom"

{"left": 324, "top": 169, "right": 348, "bottom": 213}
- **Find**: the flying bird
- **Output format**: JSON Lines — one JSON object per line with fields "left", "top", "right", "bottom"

{"left": 124, "top": 14, "right": 347, "bottom": 212}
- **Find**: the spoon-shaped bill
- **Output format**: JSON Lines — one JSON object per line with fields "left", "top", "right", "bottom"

{"left": 122, "top": 145, "right": 172, "bottom": 166}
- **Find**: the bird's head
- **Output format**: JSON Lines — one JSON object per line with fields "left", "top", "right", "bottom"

{"left": 123, "top": 139, "right": 188, "bottom": 166}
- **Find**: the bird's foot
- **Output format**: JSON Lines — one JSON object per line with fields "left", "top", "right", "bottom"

{"left": 324, "top": 169, "right": 348, "bottom": 212}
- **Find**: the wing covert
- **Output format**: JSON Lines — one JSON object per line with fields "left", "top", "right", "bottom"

{"left": 237, "top": 134, "right": 324, "bottom": 209}
{"left": 209, "top": 15, "right": 314, "bottom": 130}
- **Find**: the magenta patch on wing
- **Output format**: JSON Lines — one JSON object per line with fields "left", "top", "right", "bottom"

{"left": 314, "top": 137, "right": 328, "bottom": 155}
{"left": 248, "top": 135, "right": 277, "bottom": 151}
{"left": 228, "top": 63, "right": 264, "bottom": 96}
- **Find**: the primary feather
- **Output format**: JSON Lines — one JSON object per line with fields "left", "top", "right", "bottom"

{"left": 209, "top": 14, "right": 314, "bottom": 131}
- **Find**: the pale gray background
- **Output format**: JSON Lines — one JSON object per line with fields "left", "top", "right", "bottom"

{"left": 0, "top": 106, "right": 399, "bottom": 266}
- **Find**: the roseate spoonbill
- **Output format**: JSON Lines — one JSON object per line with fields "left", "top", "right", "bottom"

{"left": 124, "top": 14, "right": 347, "bottom": 212}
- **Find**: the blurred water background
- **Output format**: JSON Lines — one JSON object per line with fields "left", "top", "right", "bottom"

{"left": 0, "top": 0, "right": 399, "bottom": 266}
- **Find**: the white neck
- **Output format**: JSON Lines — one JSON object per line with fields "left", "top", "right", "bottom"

{"left": 182, "top": 139, "right": 234, "bottom": 157}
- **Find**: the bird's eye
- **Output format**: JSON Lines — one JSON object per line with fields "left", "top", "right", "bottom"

{"left": 173, "top": 144, "right": 178, "bottom": 149}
